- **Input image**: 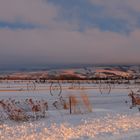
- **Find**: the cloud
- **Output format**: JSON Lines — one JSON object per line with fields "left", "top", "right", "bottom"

{"left": 47, "top": 0, "right": 140, "bottom": 33}
{"left": 91, "top": 0, "right": 140, "bottom": 32}
{"left": 90, "top": 0, "right": 140, "bottom": 12}
{"left": 0, "top": 27, "right": 140, "bottom": 67}
{"left": 1, "top": 0, "right": 140, "bottom": 32}
{"left": 0, "top": 0, "right": 140, "bottom": 68}
{"left": 0, "top": 0, "right": 58, "bottom": 25}
{"left": 89, "top": 0, "right": 140, "bottom": 28}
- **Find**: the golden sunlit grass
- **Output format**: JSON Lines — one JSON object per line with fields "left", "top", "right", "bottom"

{"left": 69, "top": 93, "right": 92, "bottom": 114}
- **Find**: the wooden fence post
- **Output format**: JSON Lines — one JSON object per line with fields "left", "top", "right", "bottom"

{"left": 69, "top": 96, "right": 72, "bottom": 114}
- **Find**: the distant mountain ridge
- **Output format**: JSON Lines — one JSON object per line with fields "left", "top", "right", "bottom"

{"left": 0, "top": 65, "right": 139, "bottom": 80}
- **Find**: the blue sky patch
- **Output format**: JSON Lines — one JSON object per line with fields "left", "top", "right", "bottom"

{"left": 0, "top": 21, "right": 41, "bottom": 30}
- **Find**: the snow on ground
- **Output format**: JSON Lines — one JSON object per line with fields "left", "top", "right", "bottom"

{"left": 1, "top": 113, "right": 140, "bottom": 140}
{"left": 0, "top": 82, "right": 140, "bottom": 140}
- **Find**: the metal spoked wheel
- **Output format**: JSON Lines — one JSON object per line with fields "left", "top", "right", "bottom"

{"left": 99, "top": 81, "right": 111, "bottom": 94}
{"left": 27, "top": 81, "right": 36, "bottom": 91}
{"left": 50, "top": 82, "right": 62, "bottom": 97}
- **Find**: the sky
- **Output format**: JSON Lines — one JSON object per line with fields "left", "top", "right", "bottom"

{"left": 0, "top": 0, "right": 140, "bottom": 69}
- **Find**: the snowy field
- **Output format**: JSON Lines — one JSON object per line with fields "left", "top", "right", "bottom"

{"left": 0, "top": 81, "right": 140, "bottom": 140}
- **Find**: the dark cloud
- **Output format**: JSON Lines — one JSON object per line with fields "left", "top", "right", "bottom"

{"left": 0, "top": 28, "right": 140, "bottom": 68}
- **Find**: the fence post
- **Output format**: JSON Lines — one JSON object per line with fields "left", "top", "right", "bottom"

{"left": 69, "top": 96, "right": 72, "bottom": 114}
